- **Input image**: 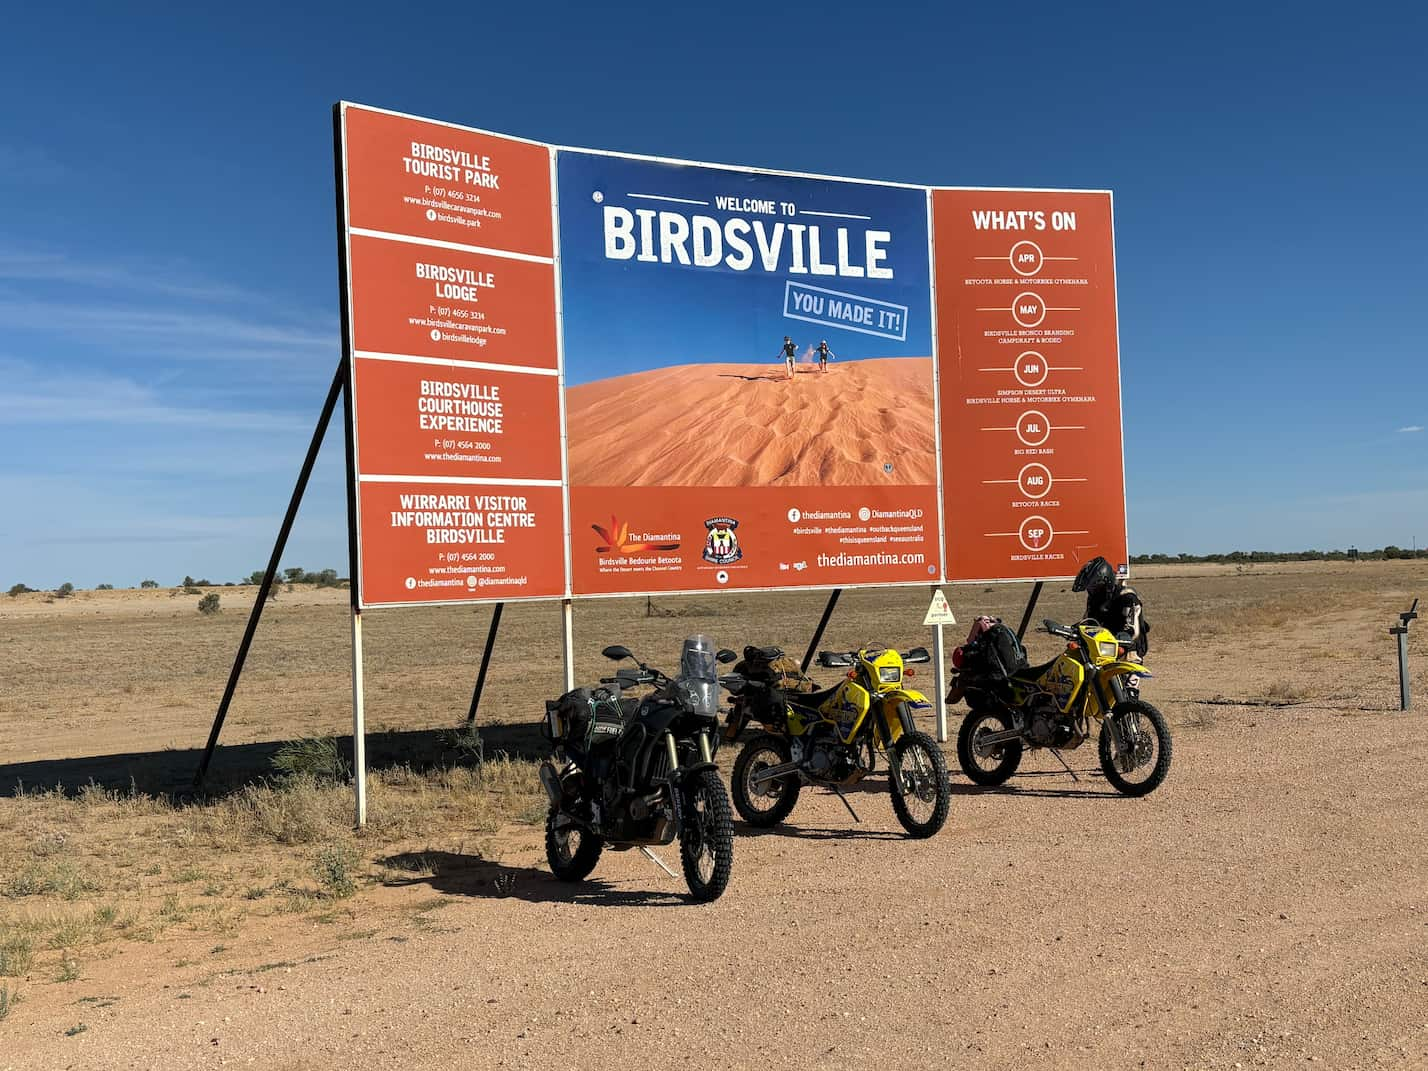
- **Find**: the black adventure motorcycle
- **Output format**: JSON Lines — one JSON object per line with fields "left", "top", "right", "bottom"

{"left": 540, "top": 635, "right": 740, "bottom": 902}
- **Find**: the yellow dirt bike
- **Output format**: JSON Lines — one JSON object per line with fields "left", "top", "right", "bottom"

{"left": 729, "top": 645, "right": 951, "bottom": 838}
{"left": 953, "top": 618, "right": 1171, "bottom": 796}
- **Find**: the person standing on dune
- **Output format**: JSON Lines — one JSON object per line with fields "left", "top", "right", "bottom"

{"left": 777, "top": 335, "right": 797, "bottom": 380}
{"left": 815, "top": 339, "right": 836, "bottom": 374}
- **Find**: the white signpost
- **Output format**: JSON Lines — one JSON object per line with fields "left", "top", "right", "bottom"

{"left": 924, "top": 588, "right": 957, "bottom": 741}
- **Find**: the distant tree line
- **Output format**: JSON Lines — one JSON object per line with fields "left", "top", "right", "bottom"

{"left": 1131, "top": 547, "right": 1428, "bottom": 564}
{"left": 6, "top": 567, "right": 348, "bottom": 597}
{"left": 247, "top": 567, "right": 347, "bottom": 588}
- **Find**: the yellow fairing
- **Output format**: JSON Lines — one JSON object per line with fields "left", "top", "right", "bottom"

{"left": 862, "top": 648, "right": 905, "bottom": 687}
{"left": 1101, "top": 659, "right": 1152, "bottom": 680}
{"left": 819, "top": 679, "right": 871, "bottom": 743}
{"left": 1037, "top": 653, "right": 1087, "bottom": 707}
{"left": 877, "top": 688, "right": 928, "bottom": 746}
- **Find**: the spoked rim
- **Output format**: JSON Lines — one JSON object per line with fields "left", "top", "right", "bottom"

{"left": 893, "top": 740, "right": 940, "bottom": 826}
{"left": 551, "top": 819, "right": 584, "bottom": 865}
{"left": 740, "top": 744, "right": 791, "bottom": 817}
{"left": 967, "top": 714, "right": 1010, "bottom": 773}
{"left": 687, "top": 784, "right": 718, "bottom": 884}
{"left": 1110, "top": 711, "right": 1160, "bottom": 783}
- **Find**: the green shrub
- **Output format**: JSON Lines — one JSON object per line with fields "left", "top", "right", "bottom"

{"left": 139, "top": 579, "right": 159, "bottom": 589}
{"left": 313, "top": 843, "right": 360, "bottom": 899}
{"left": 197, "top": 593, "right": 221, "bottom": 615}
{"left": 55, "top": 582, "right": 75, "bottom": 599}
{"left": 272, "top": 737, "right": 348, "bottom": 782}
{"left": 6, "top": 584, "right": 33, "bottom": 597}
{"left": 96, "top": 583, "right": 114, "bottom": 590}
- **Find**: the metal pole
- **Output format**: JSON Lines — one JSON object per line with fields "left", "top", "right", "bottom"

{"left": 560, "top": 598, "right": 576, "bottom": 692}
{"left": 193, "top": 363, "right": 345, "bottom": 788}
{"left": 930, "top": 586, "right": 949, "bottom": 742}
{"left": 351, "top": 607, "right": 366, "bottom": 827}
{"left": 1015, "top": 580, "right": 1045, "bottom": 643}
{"left": 801, "top": 588, "right": 842, "bottom": 673}
{"left": 465, "top": 603, "right": 504, "bottom": 725}
{"left": 1397, "top": 628, "right": 1411, "bottom": 711}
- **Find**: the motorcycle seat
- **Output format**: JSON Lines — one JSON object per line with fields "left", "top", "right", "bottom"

{"left": 1012, "top": 656, "right": 1059, "bottom": 682}
{"left": 787, "top": 685, "right": 841, "bottom": 712}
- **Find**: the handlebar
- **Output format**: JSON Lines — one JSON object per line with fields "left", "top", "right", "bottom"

{"left": 818, "top": 646, "right": 932, "bottom": 667}
{"left": 1042, "top": 619, "right": 1077, "bottom": 640}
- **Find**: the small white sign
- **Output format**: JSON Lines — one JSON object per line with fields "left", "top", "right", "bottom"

{"left": 923, "top": 589, "right": 957, "bottom": 626}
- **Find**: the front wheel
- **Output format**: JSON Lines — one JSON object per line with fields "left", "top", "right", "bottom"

{"left": 680, "top": 769, "right": 734, "bottom": 902}
{"left": 889, "top": 731, "right": 950, "bottom": 838}
{"left": 1098, "top": 700, "right": 1172, "bottom": 797}
{"left": 956, "top": 709, "right": 1023, "bottom": 786}
{"left": 731, "top": 734, "right": 801, "bottom": 828}
{"left": 545, "top": 806, "right": 603, "bottom": 882}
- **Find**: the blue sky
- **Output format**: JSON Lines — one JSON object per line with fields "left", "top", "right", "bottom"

{"left": 1, "top": 2, "right": 1424, "bottom": 587}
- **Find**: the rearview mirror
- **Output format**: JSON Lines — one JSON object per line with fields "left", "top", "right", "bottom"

{"left": 903, "top": 647, "right": 931, "bottom": 664}
{"left": 716, "top": 648, "right": 737, "bottom": 664}
{"left": 601, "top": 645, "right": 633, "bottom": 661}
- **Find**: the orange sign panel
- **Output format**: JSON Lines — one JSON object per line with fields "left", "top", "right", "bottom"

{"left": 343, "top": 105, "right": 554, "bottom": 259}
{"left": 932, "top": 189, "right": 1127, "bottom": 582}
{"left": 347, "top": 233, "right": 557, "bottom": 370}
{"left": 356, "top": 481, "right": 566, "bottom": 605}
{"left": 351, "top": 357, "right": 563, "bottom": 481}
{"left": 569, "top": 485, "right": 941, "bottom": 596}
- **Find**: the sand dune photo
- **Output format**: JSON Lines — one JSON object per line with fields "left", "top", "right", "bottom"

{"left": 566, "top": 357, "right": 935, "bottom": 487}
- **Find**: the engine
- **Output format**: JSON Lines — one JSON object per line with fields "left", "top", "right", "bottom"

{"left": 794, "top": 729, "right": 870, "bottom": 785}
{"left": 1025, "top": 692, "right": 1085, "bottom": 748}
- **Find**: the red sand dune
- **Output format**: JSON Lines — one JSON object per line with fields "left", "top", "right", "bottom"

{"left": 566, "top": 357, "right": 935, "bottom": 487}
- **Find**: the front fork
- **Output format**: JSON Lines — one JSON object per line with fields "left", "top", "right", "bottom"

{"left": 663, "top": 729, "right": 713, "bottom": 773}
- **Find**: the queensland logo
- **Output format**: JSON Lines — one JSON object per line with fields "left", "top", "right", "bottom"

{"left": 702, "top": 517, "right": 743, "bottom": 565}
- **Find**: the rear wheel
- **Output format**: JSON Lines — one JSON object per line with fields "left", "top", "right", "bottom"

{"left": 956, "top": 709, "right": 1023, "bottom": 786}
{"left": 680, "top": 770, "right": 734, "bottom": 902}
{"left": 889, "top": 731, "right": 950, "bottom": 838}
{"left": 1098, "top": 700, "right": 1172, "bottom": 797}
{"left": 544, "top": 806, "right": 603, "bottom": 882}
{"left": 731, "top": 734, "right": 801, "bottom": 828}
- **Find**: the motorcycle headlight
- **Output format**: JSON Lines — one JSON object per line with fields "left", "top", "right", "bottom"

{"left": 878, "top": 666, "right": 901, "bottom": 684}
{"left": 1098, "top": 640, "right": 1119, "bottom": 659}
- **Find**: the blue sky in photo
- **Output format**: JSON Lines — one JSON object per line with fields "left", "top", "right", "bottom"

{"left": 0, "top": 1, "right": 1424, "bottom": 586}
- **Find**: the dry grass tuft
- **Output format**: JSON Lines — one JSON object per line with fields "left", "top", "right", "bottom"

{"left": 0, "top": 753, "right": 545, "bottom": 981}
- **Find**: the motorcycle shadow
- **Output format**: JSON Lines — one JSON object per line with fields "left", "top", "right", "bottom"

{"left": 950, "top": 769, "right": 1120, "bottom": 800}
{"left": 377, "top": 850, "right": 691, "bottom": 908}
{"left": 734, "top": 820, "right": 903, "bottom": 842}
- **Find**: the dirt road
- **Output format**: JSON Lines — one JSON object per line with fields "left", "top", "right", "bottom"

{"left": 8, "top": 699, "right": 1427, "bottom": 1069}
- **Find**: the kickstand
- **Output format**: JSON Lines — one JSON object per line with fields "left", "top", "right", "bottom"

{"left": 1048, "top": 749, "right": 1080, "bottom": 782}
{"left": 639, "top": 846, "right": 678, "bottom": 879}
{"left": 831, "top": 785, "right": 861, "bottom": 823}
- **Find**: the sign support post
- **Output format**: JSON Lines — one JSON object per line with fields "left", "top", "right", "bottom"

{"left": 465, "top": 603, "right": 505, "bottom": 726}
{"left": 192, "top": 362, "right": 346, "bottom": 790}
{"left": 923, "top": 588, "right": 957, "bottom": 742}
{"left": 802, "top": 589, "right": 843, "bottom": 674}
{"left": 351, "top": 608, "right": 367, "bottom": 827}
{"left": 561, "top": 599, "right": 576, "bottom": 692}
{"left": 1016, "top": 581, "right": 1045, "bottom": 643}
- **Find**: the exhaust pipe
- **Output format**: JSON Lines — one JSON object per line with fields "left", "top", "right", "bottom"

{"left": 538, "top": 761, "right": 563, "bottom": 806}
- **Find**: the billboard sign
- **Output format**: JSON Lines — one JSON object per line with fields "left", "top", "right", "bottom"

{"left": 931, "top": 190, "right": 1127, "bottom": 581}
{"left": 334, "top": 102, "right": 1127, "bottom": 607}
{"left": 555, "top": 150, "right": 942, "bottom": 596}
{"left": 337, "top": 105, "right": 567, "bottom": 607}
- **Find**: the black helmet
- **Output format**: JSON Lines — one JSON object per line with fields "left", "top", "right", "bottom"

{"left": 1072, "top": 556, "right": 1115, "bottom": 597}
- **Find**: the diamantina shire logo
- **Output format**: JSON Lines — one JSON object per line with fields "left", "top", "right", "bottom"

{"left": 702, "top": 517, "right": 742, "bottom": 565}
